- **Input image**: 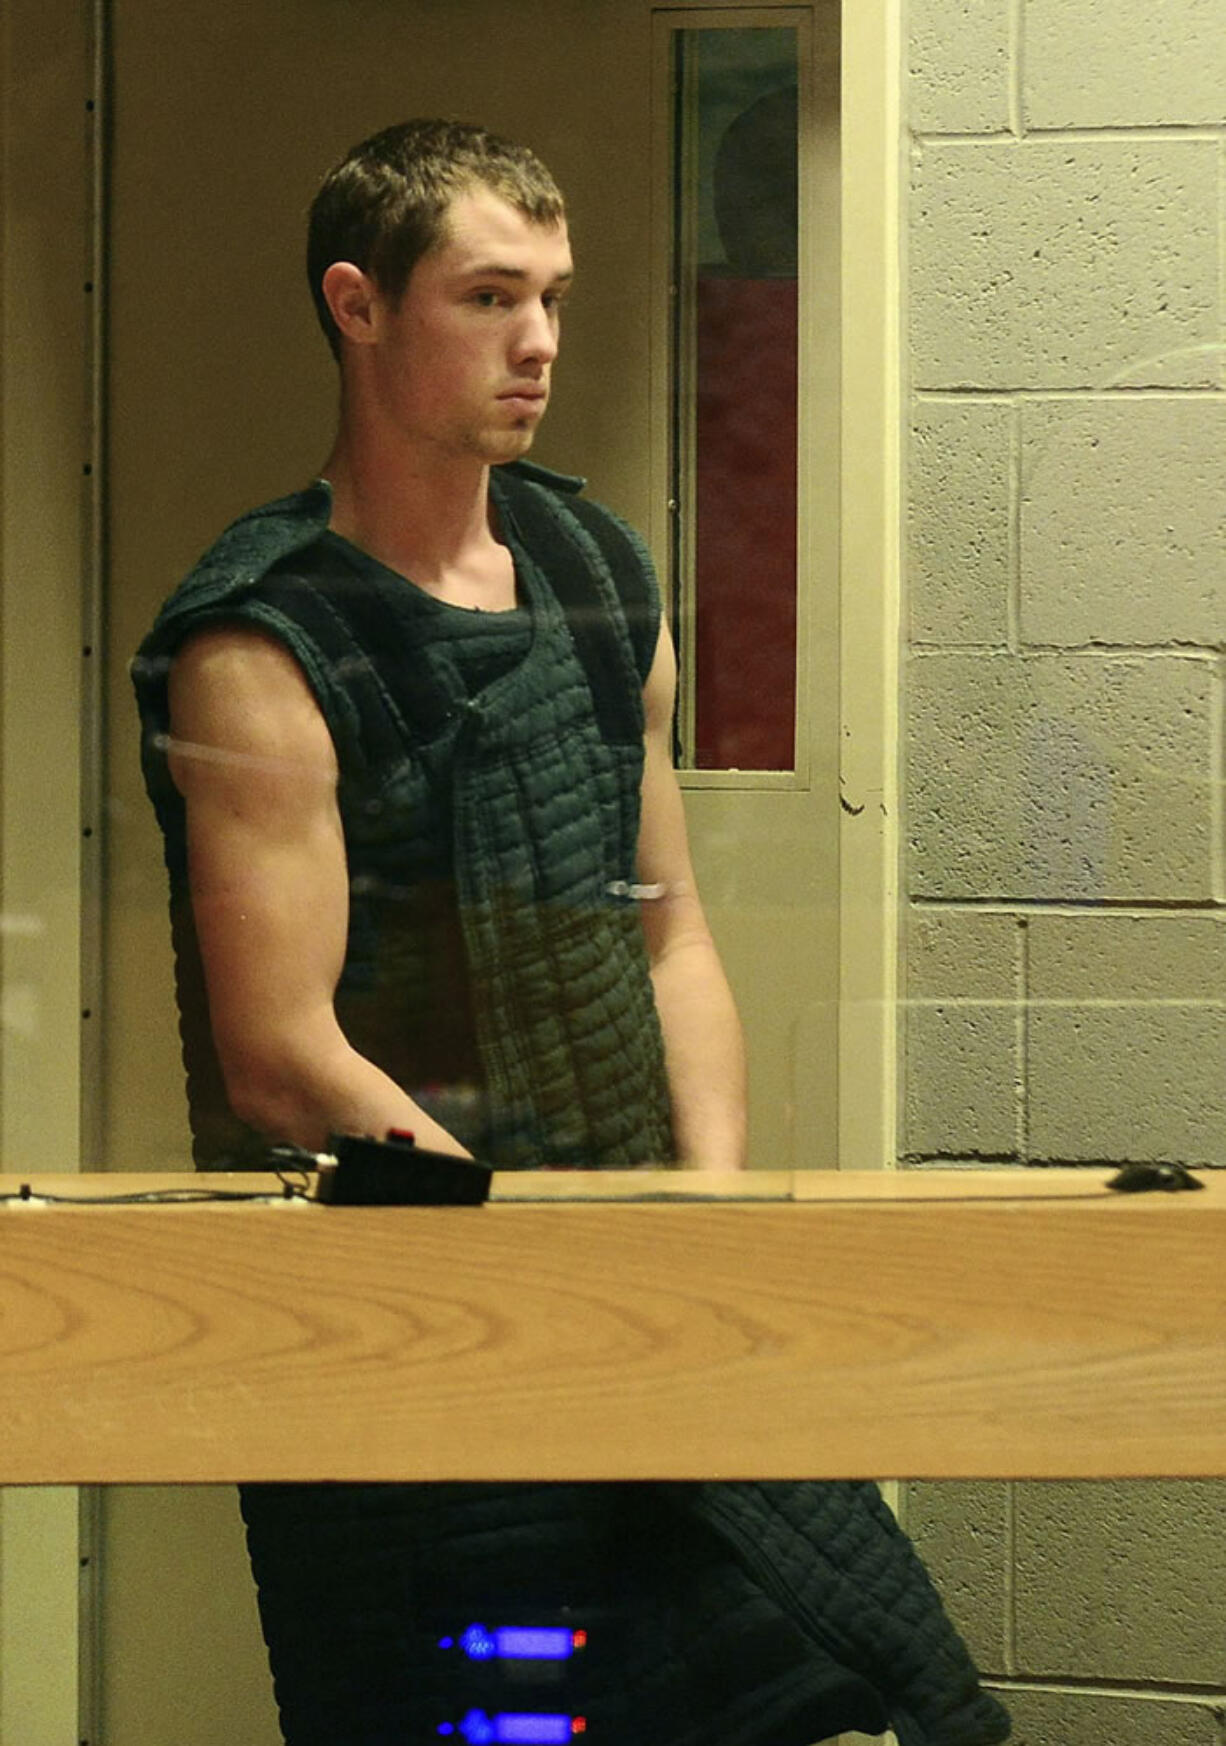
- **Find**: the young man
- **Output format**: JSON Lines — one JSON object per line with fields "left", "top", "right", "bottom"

{"left": 133, "top": 122, "right": 1008, "bottom": 1746}
{"left": 137, "top": 118, "right": 745, "bottom": 1179}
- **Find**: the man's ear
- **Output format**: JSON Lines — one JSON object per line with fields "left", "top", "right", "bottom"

{"left": 321, "top": 262, "right": 381, "bottom": 347}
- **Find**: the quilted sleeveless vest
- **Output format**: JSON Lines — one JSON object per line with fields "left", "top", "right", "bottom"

{"left": 132, "top": 464, "right": 675, "bottom": 1170}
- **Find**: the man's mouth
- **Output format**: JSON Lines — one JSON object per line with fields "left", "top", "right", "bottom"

{"left": 499, "top": 385, "right": 547, "bottom": 407}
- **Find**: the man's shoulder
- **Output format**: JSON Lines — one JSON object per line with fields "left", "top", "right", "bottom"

{"left": 493, "top": 462, "right": 662, "bottom": 690}
{"left": 496, "top": 457, "right": 587, "bottom": 497}
{"left": 136, "top": 482, "right": 333, "bottom": 662}
{"left": 493, "top": 459, "right": 654, "bottom": 572}
{"left": 173, "top": 482, "right": 333, "bottom": 609}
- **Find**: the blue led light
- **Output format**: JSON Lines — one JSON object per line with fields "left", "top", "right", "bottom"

{"left": 461, "top": 1624, "right": 497, "bottom": 1661}
{"left": 492, "top": 1627, "right": 573, "bottom": 1662}
{"left": 494, "top": 1713, "right": 573, "bottom": 1744}
{"left": 455, "top": 1709, "right": 575, "bottom": 1746}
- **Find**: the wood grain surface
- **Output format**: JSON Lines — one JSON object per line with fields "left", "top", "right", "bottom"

{"left": 1, "top": 1170, "right": 1222, "bottom": 1482}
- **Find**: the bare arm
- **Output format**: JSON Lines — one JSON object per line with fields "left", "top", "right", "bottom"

{"left": 637, "top": 622, "right": 748, "bottom": 1171}
{"left": 167, "top": 626, "right": 470, "bottom": 1157}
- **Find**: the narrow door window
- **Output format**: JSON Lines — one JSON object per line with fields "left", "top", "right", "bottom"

{"left": 669, "top": 21, "right": 802, "bottom": 773}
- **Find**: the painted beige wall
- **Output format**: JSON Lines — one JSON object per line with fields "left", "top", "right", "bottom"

{"left": 0, "top": 2, "right": 94, "bottom": 1740}
{"left": 0, "top": 0, "right": 88, "bottom": 1173}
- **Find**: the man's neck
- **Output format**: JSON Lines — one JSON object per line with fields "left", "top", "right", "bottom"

{"left": 320, "top": 425, "right": 503, "bottom": 593}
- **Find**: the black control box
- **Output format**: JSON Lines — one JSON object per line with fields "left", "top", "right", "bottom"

{"left": 317, "top": 1131, "right": 492, "bottom": 1206}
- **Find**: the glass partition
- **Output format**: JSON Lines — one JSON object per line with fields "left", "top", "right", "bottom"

{"left": 3, "top": 0, "right": 1225, "bottom": 1743}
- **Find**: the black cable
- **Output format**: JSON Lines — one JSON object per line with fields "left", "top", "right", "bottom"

{"left": 0, "top": 1171, "right": 312, "bottom": 1207}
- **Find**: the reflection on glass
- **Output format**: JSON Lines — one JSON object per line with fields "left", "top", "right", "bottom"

{"left": 5, "top": 0, "right": 1225, "bottom": 1738}
{"left": 671, "top": 27, "right": 799, "bottom": 772}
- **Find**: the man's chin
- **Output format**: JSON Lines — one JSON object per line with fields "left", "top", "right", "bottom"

{"left": 465, "top": 427, "right": 538, "bottom": 465}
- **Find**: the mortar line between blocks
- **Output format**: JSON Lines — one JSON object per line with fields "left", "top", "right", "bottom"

{"left": 915, "top": 645, "right": 1222, "bottom": 662}
{"left": 1015, "top": 916, "right": 1029, "bottom": 1161}
{"left": 913, "top": 125, "right": 1225, "bottom": 145}
{"left": 991, "top": 1678, "right": 1226, "bottom": 1705}
{"left": 917, "top": 387, "right": 1226, "bottom": 403}
{"left": 1213, "top": 656, "right": 1225, "bottom": 906}
{"left": 1003, "top": 1479, "right": 1017, "bottom": 1678}
{"left": 1008, "top": 398, "right": 1022, "bottom": 653}
{"left": 912, "top": 897, "right": 1226, "bottom": 916}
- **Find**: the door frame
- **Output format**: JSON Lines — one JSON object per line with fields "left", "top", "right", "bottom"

{"left": 837, "top": 0, "right": 902, "bottom": 1172}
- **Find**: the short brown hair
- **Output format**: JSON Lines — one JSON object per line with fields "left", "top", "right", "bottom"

{"left": 307, "top": 119, "right": 566, "bottom": 359}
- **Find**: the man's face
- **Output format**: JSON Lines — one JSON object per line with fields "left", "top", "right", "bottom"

{"left": 368, "top": 185, "right": 573, "bottom": 465}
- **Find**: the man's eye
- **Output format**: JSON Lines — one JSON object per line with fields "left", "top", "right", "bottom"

{"left": 472, "top": 290, "right": 504, "bottom": 308}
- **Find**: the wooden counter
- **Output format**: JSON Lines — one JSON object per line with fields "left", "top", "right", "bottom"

{"left": 1, "top": 1168, "right": 1222, "bottom": 1482}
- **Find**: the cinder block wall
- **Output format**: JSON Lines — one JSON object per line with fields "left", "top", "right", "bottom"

{"left": 897, "top": 2, "right": 1226, "bottom": 1742}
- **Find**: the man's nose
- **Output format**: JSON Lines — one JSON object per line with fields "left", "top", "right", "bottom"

{"left": 512, "top": 299, "right": 559, "bottom": 363}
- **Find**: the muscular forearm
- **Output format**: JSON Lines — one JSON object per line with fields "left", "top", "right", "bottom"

{"left": 651, "top": 937, "right": 747, "bottom": 1172}
{"left": 221, "top": 1025, "right": 472, "bottom": 1159}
